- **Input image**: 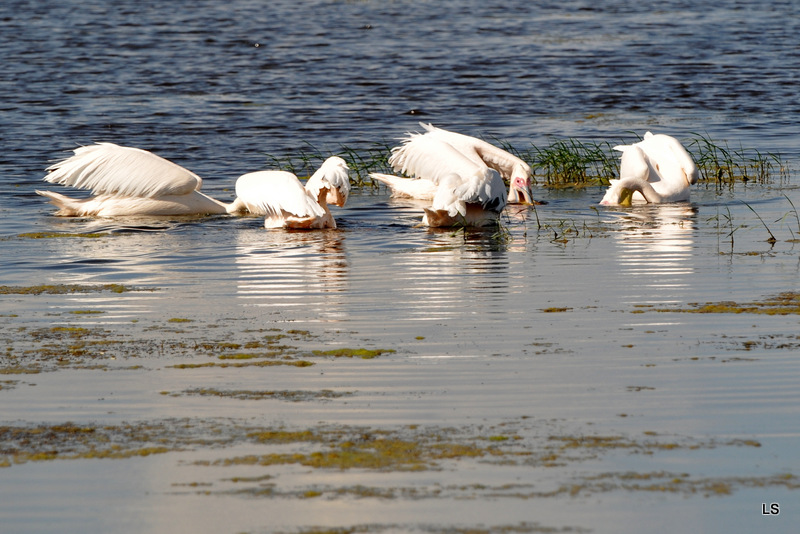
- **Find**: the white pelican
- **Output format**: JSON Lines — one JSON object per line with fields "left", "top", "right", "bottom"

{"left": 600, "top": 132, "right": 699, "bottom": 206}
{"left": 372, "top": 135, "right": 508, "bottom": 227}
{"left": 370, "top": 122, "right": 534, "bottom": 205}
{"left": 36, "top": 143, "right": 351, "bottom": 219}
{"left": 234, "top": 156, "right": 349, "bottom": 229}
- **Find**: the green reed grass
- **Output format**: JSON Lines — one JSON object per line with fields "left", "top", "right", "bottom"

{"left": 524, "top": 138, "right": 619, "bottom": 186}
{"left": 688, "top": 132, "right": 788, "bottom": 186}
{"left": 741, "top": 200, "right": 777, "bottom": 244}
{"left": 781, "top": 194, "right": 800, "bottom": 241}
{"left": 259, "top": 134, "right": 789, "bottom": 188}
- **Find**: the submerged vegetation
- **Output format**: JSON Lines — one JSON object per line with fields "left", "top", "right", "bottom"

{"left": 312, "top": 348, "right": 396, "bottom": 359}
{"left": 0, "top": 311, "right": 394, "bottom": 374}
{"left": 15, "top": 232, "right": 109, "bottom": 239}
{"left": 162, "top": 388, "right": 354, "bottom": 402}
{"left": 260, "top": 133, "right": 789, "bottom": 187}
{"left": 0, "top": 284, "right": 136, "bottom": 295}
{"left": 2, "top": 417, "right": 792, "bottom": 508}
{"left": 649, "top": 291, "right": 800, "bottom": 316}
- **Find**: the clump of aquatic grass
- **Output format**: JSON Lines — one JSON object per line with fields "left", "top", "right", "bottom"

{"left": 688, "top": 132, "right": 789, "bottom": 186}
{"left": 489, "top": 135, "right": 618, "bottom": 185}
{"left": 338, "top": 142, "right": 393, "bottom": 181}
{"left": 262, "top": 140, "right": 329, "bottom": 179}
{"left": 522, "top": 138, "right": 619, "bottom": 186}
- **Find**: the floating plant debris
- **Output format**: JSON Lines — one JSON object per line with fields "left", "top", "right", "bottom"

{"left": 16, "top": 232, "right": 109, "bottom": 239}
{"left": 162, "top": 388, "right": 351, "bottom": 402}
{"left": 168, "top": 360, "right": 314, "bottom": 369}
{"left": 0, "top": 284, "right": 137, "bottom": 295}
{"left": 311, "top": 348, "right": 396, "bottom": 359}
{"left": 651, "top": 292, "right": 800, "bottom": 315}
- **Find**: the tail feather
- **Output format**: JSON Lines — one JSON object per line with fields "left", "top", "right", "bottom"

{"left": 370, "top": 173, "right": 437, "bottom": 199}
{"left": 36, "top": 190, "right": 92, "bottom": 216}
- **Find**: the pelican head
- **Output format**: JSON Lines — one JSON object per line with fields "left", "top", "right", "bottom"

{"left": 599, "top": 177, "right": 664, "bottom": 206}
{"left": 685, "top": 166, "right": 700, "bottom": 186}
{"left": 308, "top": 156, "right": 351, "bottom": 207}
{"left": 604, "top": 185, "right": 636, "bottom": 207}
{"left": 505, "top": 162, "right": 533, "bottom": 204}
{"left": 507, "top": 175, "right": 533, "bottom": 204}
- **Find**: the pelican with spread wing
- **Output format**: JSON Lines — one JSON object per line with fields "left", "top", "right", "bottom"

{"left": 370, "top": 123, "right": 533, "bottom": 227}
{"left": 37, "top": 143, "right": 350, "bottom": 228}
{"left": 371, "top": 122, "right": 534, "bottom": 206}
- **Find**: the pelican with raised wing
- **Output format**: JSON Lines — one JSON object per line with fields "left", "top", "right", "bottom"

{"left": 37, "top": 143, "right": 351, "bottom": 219}
{"left": 370, "top": 122, "right": 534, "bottom": 205}
{"left": 600, "top": 132, "right": 699, "bottom": 206}
{"left": 372, "top": 133, "right": 509, "bottom": 227}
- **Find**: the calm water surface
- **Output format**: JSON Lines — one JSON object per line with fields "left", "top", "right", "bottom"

{"left": 1, "top": 1, "right": 799, "bottom": 533}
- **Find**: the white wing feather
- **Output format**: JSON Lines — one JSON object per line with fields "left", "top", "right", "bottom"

{"left": 389, "top": 135, "right": 482, "bottom": 184}
{"left": 417, "top": 122, "right": 531, "bottom": 180}
{"left": 430, "top": 175, "right": 466, "bottom": 216}
{"left": 431, "top": 169, "right": 507, "bottom": 217}
{"left": 44, "top": 143, "right": 203, "bottom": 198}
{"left": 639, "top": 132, "right": 700, "bottom": 185}
{"left": 418, "top": 123, "right": 486, "bottom": 168}
{"left": 234, "top": 171, "right": 326, "bottom": 219}
{"left": 616, "top": 145, "right": 651, "bottom": 181}
{"left": 460, "top": 168, "right": 507, "bottom": 212}
{"left": 369, "top": 173, "right": 439, "bottom": 199}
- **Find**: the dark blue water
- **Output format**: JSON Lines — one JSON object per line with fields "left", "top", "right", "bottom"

{"left": 1, "top": 2, "right": 799, "bottom": 533}
{"left": 2, "top": 0, "right": 800, "bottom": 189}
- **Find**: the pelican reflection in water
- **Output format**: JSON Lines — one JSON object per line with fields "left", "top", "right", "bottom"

{"left": 234, "top": 229, "right": 349, "bottom": 322}
{"left": 383, "top": 230, "right": 511, "bottom": 321}
{"left": 609, "top": 204, "right": 698, "bottom": 303}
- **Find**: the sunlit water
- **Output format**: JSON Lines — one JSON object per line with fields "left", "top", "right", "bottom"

{"left": 2, "top": 1, "right": 799, "bottom": 533}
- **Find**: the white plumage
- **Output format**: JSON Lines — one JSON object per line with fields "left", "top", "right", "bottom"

{"left": 234, "top": 157, "right": 349, "bottom": 229}
{"left": 37, "top": 143, "right": 350, "bottom": 227}
{"left": 37, "top": 143, "right": 232, "bottom": 216}
{"left": 370, "top": 123, "right": 533, "bottom": 227}
{"left": 600, "top": 132, "right": 699, "bottom": 206}
{"left": 371, "top": 123, "right": 534, "bottom": 207}
{"left": 45, "top": 143, "right": 201, "bottom": 198}
{"left": 423, "top": 168, "right": 508, "bottom": 227}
